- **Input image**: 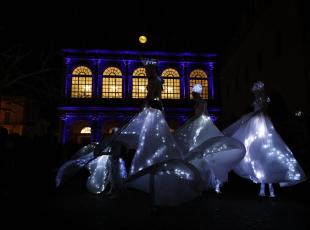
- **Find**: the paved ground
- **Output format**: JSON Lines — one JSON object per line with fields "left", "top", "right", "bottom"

{"left": 4, "top": 173, "right": 309, "bottom": 230}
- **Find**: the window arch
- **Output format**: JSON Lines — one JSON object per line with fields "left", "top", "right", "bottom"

{"left": 190, "top": 69, "right": 207, "bottom": 78}
{"left": 190, "top": 69, "right": 208, "bottom": 99}
{"left": 161, "top": 68, "right": 180, "bottom": 77}
{"left": 133, "top": 67, "right": 147, "bottom": 76}
{"left": 102, "top": 67, "right": 123, "bottom": 98}
{"left": 132, "top": 67, "right": 148, "bottom": 98}
{"left": 80, "top": 127, "right": 91, "bottom": 134}
{"left": 161, "top": 68, "right": 180, "bottom": 99}
{"left": 71, "top": 66, "right": 92, "bottom": 98}
{"left": 103, "top": 67, "right": 122, "bottom": 76}
{"left": 72, "top": 66, "right": 92, "bottom": 75}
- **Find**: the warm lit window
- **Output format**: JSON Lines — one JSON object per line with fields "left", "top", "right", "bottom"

{"left": 71, "top": 66, "right": 92, "bottom": 98}
{"left": 80, "top": 127, "right": 91, "bottom": 134}
{"left": 72, "top": 66, "right": 92, "bottom": 75}
{"left": 190, "top": 69, "right": 208, "bottom": 99}
{"left": 102, "top": 67, "right": 123, "bottom": 98}
{"left": 133, "top": 67, "right": 146, "bottom": 76}
{"left": 103, "top": 67, "right": 122, "bottom": 76}
{"left": 132, "top": 67, "right": 148, "bottom": 98}
{"left": 161, "top": 68, "right": 180, "bottom": 99}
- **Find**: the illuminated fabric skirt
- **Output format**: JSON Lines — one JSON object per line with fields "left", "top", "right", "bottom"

{"left": 126, "top": 159, "right": 202, "bottom": 206}
{"left": 187, "top": 136, "right": 246, "bottom": 189}
{"left": 55, "top": 142, "right": 127, "bottom": 194}
{"left": 224, "top": 112, "right": 306, "bottom": 186}
{"left": 86, "top": 155, "right": 127, "bottom": 194}
{"left": 117, "top": 107, "right": 203, "bottom": 205}
{"left": 118, "top": 107, "right": 184, "bottom": 175}
{"left": 56, "top": 143, "right": 97, "bottom": 188}
{"left": 175, "top": 114, "right": 223, "bottom": 156}
{"left": 175, "top": 114, "right": 246, "bottom": 189}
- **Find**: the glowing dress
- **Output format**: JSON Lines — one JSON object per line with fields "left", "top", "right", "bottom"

{"left": 175, "top": 97, "right": 246, "bottom": 191}
{"left": 223, "top": 85, "right": 306, "bottom": 187}
{"left": 116, "top": 61, "right": 202, "bottom": 205}
{"left": 55, "top": 143, "right": 97, "bottom": 189}
{"left": 55, "top": 138, "right": 128, "bottom": 194}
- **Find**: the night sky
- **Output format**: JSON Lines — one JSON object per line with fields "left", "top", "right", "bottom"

{"left": 1, "top": 1, "right": 247, "bottom": 53}
{"left": 0, "top": 0, "right": 247, "bottom": 117}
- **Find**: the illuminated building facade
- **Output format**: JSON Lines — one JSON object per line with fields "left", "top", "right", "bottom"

{"left": 59, "top": 49, "right": 220, "bottom": 144}
{"left": 0, "top": 97, "right": 25, "bottom": 135}
{"left": 0, "top": 97, "right": 42, "bottom": 137}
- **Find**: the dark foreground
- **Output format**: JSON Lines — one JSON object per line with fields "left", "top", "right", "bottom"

{"left": 3, "top": 173, "right": 309, "bottom": 230}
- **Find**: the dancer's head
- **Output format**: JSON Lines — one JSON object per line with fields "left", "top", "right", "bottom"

{"left": 144, "top": 59, "right": 158, "bottom": 78}
{"left": 192, "top": 83, "right": 202, "bottom": 99}
{"left": 251, "top": 81, "right": 265, "bottom": 92}
{"left": 145, "top": 59, "right": 157, "bottom": 65}
{"left": 251, "top": 81, "right": 267, "bottom": 100}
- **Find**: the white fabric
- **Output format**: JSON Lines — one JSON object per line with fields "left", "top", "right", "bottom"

{"left": 175, "top": 114, "right": 246, "bottom": 189}
{"left": 55, "top": 143, "right": 97, "bottom": 187}
{"left": 117, "top": 107, "right": 183, "bottom": 175}
{"left": 126, "top": 159, "right": 202, "bottom": 206}
{"left": 86, "top": 155, "right": 111, "bottom": 194}
{"left": 117, "top": 107, "right": 203, "bottom": 205}
{"left": 224, "top": 112, "right": 307, "bottom": 186}
{"left": 175, "top": 114, "right": 223, "bottom": 157}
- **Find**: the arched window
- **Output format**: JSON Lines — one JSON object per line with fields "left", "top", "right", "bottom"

{"left": 132, "top": 67, "right": 148, "bottom": 98}
{"left": 189, "top": 69, "right": 208, "bottom": 99}
{"left": 71, "top": 66, "right": 92, "bottom": 98}
{"left": 103, "top": 67, "right": 122, "bottom": 76}
{"left": 161, "top": 68, "right": 180, "bottom": 99}
{"left": 80, "top": 127, "right": 91, "bottom": 134}
{"left": 102, "top": 67, "right": 123, "bottom": 98}
{"left": 72, "top": 66, "right": 92, "bottom": 75}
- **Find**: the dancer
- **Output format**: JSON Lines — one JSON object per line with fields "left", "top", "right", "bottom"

{"left": 117, "top": 59, "right": 182, "bottom": 172}
{"left": 175, "top": 84, "right": 223, "bottom": 153}
{"left": 175, "top": 84, "right": 246, "bottom": 193}
{"left": 223, "top": 81, "right": 306, "bottom": 197}
{"left": 117, "top": 59, "right": 202, "bottom": 206}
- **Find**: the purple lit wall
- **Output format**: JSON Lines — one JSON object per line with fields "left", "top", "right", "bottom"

{"left": 59, "top": 50, "right": 219, "bottom": 144}
{"left": 208, "top": 62, "right": 215, "bottom": 100}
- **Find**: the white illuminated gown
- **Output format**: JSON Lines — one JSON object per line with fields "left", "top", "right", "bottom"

{"left": 56, "top": 143, "right": 97, "bottom": 188}
{"left": 86, "top": 154, "right": 127, "bottom": 194}
{"left": 56, "top": 141, "right": 128, "bottom": 194}
{"left": 117, "top": 107, "right": 202, "bottom": 206}
{"left": 175, "top": 109, "right": 246, "bottom": 190}
{"left": 223, "top": 109, "right": 306, "bottom": 186}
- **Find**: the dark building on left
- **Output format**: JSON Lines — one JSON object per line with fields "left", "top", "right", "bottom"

{"left": 0, "top": 96, "right": 44, "bottom": 137}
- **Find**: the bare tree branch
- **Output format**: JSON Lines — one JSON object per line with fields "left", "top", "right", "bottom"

{"left": 0, "top": 68, "right": 55, "bottom": 91}
{"left": 3, "top": 47, "right": 33, "bottom": 82}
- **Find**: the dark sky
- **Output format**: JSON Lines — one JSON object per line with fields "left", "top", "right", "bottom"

{"left": 1, "top": 1, "right": 247, "bottom": 53}
{"left": 0, "top": 1, "right": 248, "bottom": 118}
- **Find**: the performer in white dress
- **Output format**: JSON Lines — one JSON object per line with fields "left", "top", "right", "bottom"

{"left": 223, "top": 81, "right": 307, "bottom": 197}
{"left": 117, "top": 59, "right": 202, "bottom": 206}
{"left": 175, "top": 84, "right": 246, "bottom": 193}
